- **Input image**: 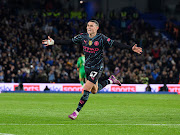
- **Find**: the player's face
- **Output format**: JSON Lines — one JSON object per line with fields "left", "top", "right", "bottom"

{"left": 86, "top": 22, "right": 99, "bottom": 35}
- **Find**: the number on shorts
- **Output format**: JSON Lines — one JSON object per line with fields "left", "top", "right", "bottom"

{"left": 89, "top": 71, "right": 98, "bottom": 78}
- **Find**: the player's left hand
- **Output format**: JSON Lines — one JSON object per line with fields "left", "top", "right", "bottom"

{"left": 132, "top": 44, "right": 142, "bottom": 54}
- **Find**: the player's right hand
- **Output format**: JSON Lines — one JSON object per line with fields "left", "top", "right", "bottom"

{"left": 42, "top": 36, "right": 54, "bottom": 46}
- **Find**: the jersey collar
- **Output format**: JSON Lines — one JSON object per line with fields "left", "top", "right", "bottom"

{"left": 88, "top": 33, "right": 98, "bottom": 40}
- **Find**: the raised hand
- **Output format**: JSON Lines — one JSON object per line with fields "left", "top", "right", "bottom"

{"left": 132, "top": 44, "right": 143, "bottom": 54}
{"left": 42, "top": 36, "right": 54, "bottom": 46}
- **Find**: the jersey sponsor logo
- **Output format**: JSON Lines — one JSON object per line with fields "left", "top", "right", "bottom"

{"left": 83, "top": 46, "right": 99, "bottom": 53}
{"left": 62, "top": 85, "right": 83, "bottom": 91}
{"left": 94, "top": 41, "right": 99, "bottom": 46}
{"left": 111, "top": 86, "right": 136, "bottom": 92}
{"left": 14, "top": 85, "right": 40, "bottom": 91}
{"left": 89, "top": 40, "right": 92, "bottom": 46}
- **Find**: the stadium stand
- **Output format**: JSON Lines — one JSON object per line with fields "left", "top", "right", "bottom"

{"left": 0, "top": 1, "right": 179, "bottom": 84}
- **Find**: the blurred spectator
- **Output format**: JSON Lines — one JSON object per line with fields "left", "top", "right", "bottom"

{"left": 44, "top": 85, "right": 50, "bottom": 91}
{"left": 55, "top": 72, "right": 61, "bottom": 83}
{"left": 15, "top": 82, "right": 24, "bottom": 91}
{"left": 0, "top": 71, "right": 4, "bottom": 82}
{"left": 140, "top": 74, "right": 149, "bottom": 84}
{"left": 4, "top": 70, "right": 11, "bottom": 82}
{"left": 61, "top": 74, "right": 71, "bottom": 83}
{"left": 35, "top": 69, "right": 48, "bottom": 83}
{"left": 159, "top": 83, "right": 168, "bottom": 92}
{"left": 145, "top": 83, "right": 152, "bottom": 92}
{"left": 152, "top": 47, "right": 160, "bottom": 62}
{"left": 114, "top": 67, "right": 120, "bottom": 76}
{"left": 48, "top": 70, "right": 55, "bottom": 83}
{"left": 151, "top": 69, "right": 159, "bottom": 81}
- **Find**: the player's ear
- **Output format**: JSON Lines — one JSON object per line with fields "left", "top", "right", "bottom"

{"left": 97, "top": 27, "right": 99, "bottom": 30}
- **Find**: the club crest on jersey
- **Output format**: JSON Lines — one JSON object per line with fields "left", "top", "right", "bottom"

{"left": 89, "top": 40, "right": 92, "bottom": 46}
{"left": 94, "top": 41, "right": 99, "bottom": 46}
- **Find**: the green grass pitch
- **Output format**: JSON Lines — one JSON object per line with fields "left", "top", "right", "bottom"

{"left": 0, "top": 93, "right": 179, "bottom": 135}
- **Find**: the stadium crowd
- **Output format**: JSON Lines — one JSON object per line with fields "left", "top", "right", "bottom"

{"left": 0, "top": 2, "right": 180, "bottom": 84}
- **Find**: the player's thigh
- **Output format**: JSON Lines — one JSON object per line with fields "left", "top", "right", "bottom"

{"left": 79, "top": 71, "right": 86, "bottom": 80}
{"left": 83, "top": 80, "right": 95, "bottom": 92}
{"left": 84, "top": 65, "right": 103, "bottom": 92}
{"left": 79, "top": 76, "right": 83, "bottom": 82}
{"left": 79, "top": 72, "right": 82, "bottom": 79}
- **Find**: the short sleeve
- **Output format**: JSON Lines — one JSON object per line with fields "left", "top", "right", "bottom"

{"left": 72, "top": 34, "right": 83, "bottom": 44}
{"left": 102, "top": 34, "right": 114, "bottom": 47}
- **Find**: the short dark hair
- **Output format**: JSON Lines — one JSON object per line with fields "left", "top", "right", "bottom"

{"left": 88, "top": 20, "right": 99, "bottom": 27}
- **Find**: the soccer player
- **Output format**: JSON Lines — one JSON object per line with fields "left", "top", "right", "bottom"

{"left": 42, "top": 20, "right": 142, "bottom": 120}
{"left": 77, "top": 53, "right": 86, "bottom": 94}
{"left": 77, "top": 53, "right": 86, "bottom": 87}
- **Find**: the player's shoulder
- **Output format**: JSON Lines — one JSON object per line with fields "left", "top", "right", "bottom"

{"left": 98, "top": 33, "right": 106, "bottom": 37}
{"left": 79, "top": 33, "right": 88, "bottom": 36}
{"left": 74, "top": 33, "right": 86, "bottom": 38}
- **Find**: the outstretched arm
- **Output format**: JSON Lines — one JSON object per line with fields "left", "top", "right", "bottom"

{"left": 113, "top": 41, "right": 142, "bottom": 54}
{"left": 102, "top": 34, "right": 142, "bottom": 54}
{"left": 42, "top": 36, "right": 73, "bottom": 46}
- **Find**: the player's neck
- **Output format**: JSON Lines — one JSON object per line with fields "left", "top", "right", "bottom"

{"left": 89, "top": 33, "right": 97, "bottom": 39}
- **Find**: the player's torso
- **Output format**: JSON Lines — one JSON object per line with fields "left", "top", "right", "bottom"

{"left": 81, "top": 33, "right": 103, "bottom": 53}
{"left": 80, "top": 33, "right": 104, "bottom": 69}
